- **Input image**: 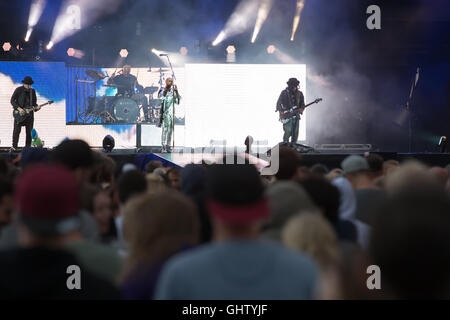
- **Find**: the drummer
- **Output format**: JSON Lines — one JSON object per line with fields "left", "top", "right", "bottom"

{"left": 108, "top": 65, "right": 150, "bottom": 122}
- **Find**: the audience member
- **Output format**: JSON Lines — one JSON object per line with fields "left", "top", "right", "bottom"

{"left": 180, "top": 164, "right": 212, "bottom": 243}
{"left": 155, "top": 162, "right": 318, "bottom": 300}
{"left": 310, "top": 163, "right": 329, "bottom": 176}
{"left": 121, "top": 190, "right": 198, "bottom": 299}
{"left": 369, "top": 190, "right": 450, "bottom": 298}
{"left": 261, "top": 181, "right": 318, "bottom": 241}
{"left": 341, "top": 155, "right": 386, "bottom": 225}
{"left": 145, "top": 173, "right": 167, "bottom": 193}
{"left": 275, "top": 146, "right": 302, "bottom": 181}
{"left": 300, "top": 176, "right": 358, "bottom": 244}
{"left": 331, "top": 175, "right": 371, "bottom": 249}
{"left": 0, "top": 164, "right": 119, "bottom": 299}
{"left": 115, "top": 170, "right": 147, "bottom": 243}
{"left": 282, "top": 212, "right": 340, "bottom": 271}
{"left": 167, "top": 167, "right": 182, "bottom": 190}
{"left": 0, "top": 178, "right": 13, "bottom": 231}
{"left": 145, "top": 160, "right": 163, "bottom": 174}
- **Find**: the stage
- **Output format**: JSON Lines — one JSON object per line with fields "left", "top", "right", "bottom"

{"left": 2, "top": 148, "right": 449, "bottom": 172}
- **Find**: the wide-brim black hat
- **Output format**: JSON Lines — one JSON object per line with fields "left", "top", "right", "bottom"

{"left": 287, "top": 78, "right": 300, "bottom": 86}
{"left": 22, "top": 76, "right": 34, "bottom": 85}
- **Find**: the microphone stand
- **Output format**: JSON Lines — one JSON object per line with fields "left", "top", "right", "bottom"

{"left": 163, "top": 55, "right": 177, "bottom": 151}
{"left": 406, "top": 67, "right": 420, "bottom": 153}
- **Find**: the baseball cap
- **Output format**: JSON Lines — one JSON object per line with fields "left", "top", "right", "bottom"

{"left": 206, "top": 162, "right": 269, "bottom": 224}
{"left": 341, "top": 155, "right": 369, "bottom": 174}
{"left": 15, "top": 164, "right": 80, "bottom": 236}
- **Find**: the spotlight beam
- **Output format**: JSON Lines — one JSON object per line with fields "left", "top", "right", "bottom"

{"left": 291, "top": 0, "right": 306, "bottom": 41}
{"left": 212, "top": 0, "right": 260, "bottom": 46}
{"left": 26, "top": 0, "right": 47, "bottom": 41}
{"left": 251, "top": 0, "right": 273, "bottom": 43}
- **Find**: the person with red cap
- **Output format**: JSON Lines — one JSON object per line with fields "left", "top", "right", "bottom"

{"left": 155, "top": 161, "right": 318, "bottom": 300}
{"left": 0, "top": 164, "right": 119, "bottom": 299}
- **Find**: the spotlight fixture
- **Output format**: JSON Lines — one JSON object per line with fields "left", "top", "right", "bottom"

{"left": 46, "top": 41, "right": 54, "bottom": 50}
{"left": 439, "top": 136, "right": 448, "bottom": 153}
{"left": 179, "top": 46, "right": 188, "bottom": 55}
{"left": 226, "top": 45, "right": 236, "bottom": 54}
{"left": 2, "top": 42, "right": 12, "bottom": 52}
{"left": 267, "top": 45, "right": 276, "bottom": 54}
{"left": 103, "top": 135, "right": 115, "bottom": 153}
{"left": 119, "top": 49, "right": 128, "bottom": 58}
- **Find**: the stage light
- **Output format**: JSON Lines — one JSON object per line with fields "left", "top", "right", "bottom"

{"left": 291, "top": 0, "right": 306, "bottom": 41}
{"left": 439, "top": 136, "right": 448, "bottom": 153}
{"left": 102, "top": 135, "right": 115, "bottom": 153}
{"left": 2, "top": 42, "right": 11, "bottom": 52}
{"left": 226, "top": 45, "right": 236, "bottom": 63}
{"left": 26, "top": 0, "right": 47, "bottom": 42}
{"left": 180, "top": 46, "right": 188, "bottom": 55}
{"left": 25, "top": 28, "right": 33, "bottom": 42}
{"left": 212, "top": 0, "right": 260, "bottom": 46}
{"left": 226, "top": 45, "right": 236, "bottom": 54}
{"left": 48, "top": 1, "right": 122, "bottom": 47}
{"left": 251, "top": 0, "right": 273, "bottom": 43}
{"left": 119, "top": 49, "right": 128, "bottom": 58}
{"left": 67, "top": 47, "right": 85, "bottom": 59}
{"left": 212, "top": 31, "right": 226, "bottom": 46}
{"left": 267, "top": 45, "right": 276, "bottom": 54}
{"left": 46, "top": 41, "right": 54, "bottom": 50}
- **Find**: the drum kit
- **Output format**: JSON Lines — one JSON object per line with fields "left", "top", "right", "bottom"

{"left": 76, "top": 68, "right": 170, "bottom": 124}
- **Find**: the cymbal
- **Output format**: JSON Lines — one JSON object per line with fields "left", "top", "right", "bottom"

{"left": 86, "top": 69, "right": 106, "bottom": 80}
{"left": 76, "top": 79, "right": 95, "bottom": 84}
{"left": 103, "top": 84, "right": 127, "bottom": 88}
{"left": 143, "top": 86, "right": 159, "bottom": 94}
{"left": 150, "top": 68, "right": 171, "bottom": 72}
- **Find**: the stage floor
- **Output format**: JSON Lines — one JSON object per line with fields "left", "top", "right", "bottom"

{"left": 2, "top": 148, "right": 450, "bottom": 171}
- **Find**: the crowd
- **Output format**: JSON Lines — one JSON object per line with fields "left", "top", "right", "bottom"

{"left": 0, "top": 140, "right": 450, "bottom": 299}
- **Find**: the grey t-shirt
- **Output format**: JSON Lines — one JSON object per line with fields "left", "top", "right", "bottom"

{"left": 354, "top": 189, "right": 386, "bottom": 225}
{"left": 155, "top": 240, "right": 318, "bottom": 300}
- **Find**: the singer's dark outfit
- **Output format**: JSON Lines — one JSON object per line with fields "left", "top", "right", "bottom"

{"left": 276, "top": 88, "right": 305, "bottom": 143}
{"left": 10, "top": 86, "right": 37, "bottom": 148}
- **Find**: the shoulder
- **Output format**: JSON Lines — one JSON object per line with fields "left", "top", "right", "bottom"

{"left": 162, "top": 244, "right": 216, "bottom": 271}
{"left": 266, "top": 241, "right": 317, "bottom": 269}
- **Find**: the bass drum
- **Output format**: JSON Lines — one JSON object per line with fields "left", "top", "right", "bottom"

{"left": 113, "top": 97, "right": 139, "bottom": 123}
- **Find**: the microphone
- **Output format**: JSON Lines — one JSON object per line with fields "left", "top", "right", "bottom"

{"left": 159, "top": 53, "right": 168, "bottom": 57}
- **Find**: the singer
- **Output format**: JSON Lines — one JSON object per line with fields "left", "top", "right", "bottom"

{"left": 158, "top": 77, "right": 180, "bottom": 152}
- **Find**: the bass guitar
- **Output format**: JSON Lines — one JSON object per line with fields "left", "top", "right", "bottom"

{"left": 13, "top": 100, "right": 54, "bottom": 123}
{"left": 279, "top": 98, "right": 323, "bottom": 120}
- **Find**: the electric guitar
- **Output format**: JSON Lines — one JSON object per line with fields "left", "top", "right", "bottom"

{"left": 13, "top": 100, "right": 54, "bottom": 123}
{"left": 279, "top": 98, "right": 323, "bottom": 121}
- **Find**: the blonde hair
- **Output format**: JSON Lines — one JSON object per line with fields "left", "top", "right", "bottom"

{"left": 384, "top": 160, "right": 435, "bottom": 195}
{"left": 282, "top": 212, "right": 341, "bottom": 270}
{"left": 121, "top": 190, "right": 198, "bottom": 280}
{"left": 145, "top": 173, "right": 167, "bottom": 193}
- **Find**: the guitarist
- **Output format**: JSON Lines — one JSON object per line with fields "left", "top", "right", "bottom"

{"left": 10, "top": 76, "right": 41, "bottom": 150}
{"left": 276, "top": 78, "right": 305, "bottom": 144}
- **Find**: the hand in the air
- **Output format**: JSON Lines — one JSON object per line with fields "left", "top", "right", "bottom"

{"left": 35, "top": 106, "right": 41, "bottom": 111}
{"left": 18, "top": 107, "right": 25, "bottom": 116}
